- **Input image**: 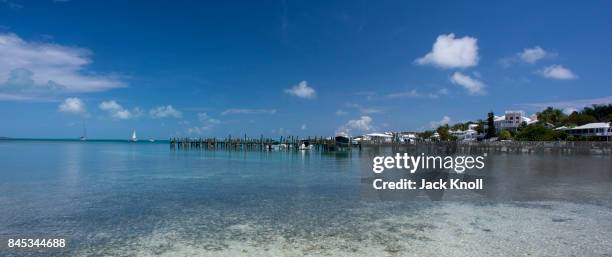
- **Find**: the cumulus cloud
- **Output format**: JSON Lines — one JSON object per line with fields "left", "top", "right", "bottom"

{"left": 150, "top": 105, "right": 182, "bottom": 119}
{"left": 430, "top": 115, "right": 451, "bottom": 128}
{"left": 339, "top": 116, "right": 373, "bottom": 133}
{"left": 0, "top": 33, "right": 124, "bottom": 100}
{"left": 58, "top": 97, "right": 86, "bottom": 114}
{"left": 500, "top": 46, "right": 556, "bottom": 67}
{"left": 221, "top": 108, "right": 277, "bottom": 115}
{"left": 415, "top": 33, "right": 479, "bottom": 69}
{"left": 450, "top": 72, "right": 486, "bottom": 95}
{"left": 99, "top": 100, "right": 133, "bottom": 119}
{"left": 519, "top": 46, "right": 549, "bottom": 63}
{"left": 284, "top": 80, "right": 316, "bottom": 99}
{"left": 538, "top": 65, "right": 577, "bottom": 80}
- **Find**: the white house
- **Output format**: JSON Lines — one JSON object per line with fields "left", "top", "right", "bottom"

{"left": 363, "top": 132, "right": 393, "bottom": 143}
{"left": 493, "top": 111, "right": 537, "bottom": 132}
{"left": 399, "top": 133, "right": 417, "bottom": 143}
{"left": 564, "top": 122, "right": 612, "bottom": 139}
{"left": 450, "top": 128, "right": 478, "bottom": 141}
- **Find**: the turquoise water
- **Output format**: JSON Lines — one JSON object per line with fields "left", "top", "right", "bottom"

{"left": 1, "top": 140, "right": 612, "bottom": 256}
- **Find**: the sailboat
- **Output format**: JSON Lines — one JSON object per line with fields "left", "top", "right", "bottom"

{"left": 80, "top": 121, "right": 87, "bottom": 141}
{"left": 131, "top": 129, "right": 138, "bottom": 142}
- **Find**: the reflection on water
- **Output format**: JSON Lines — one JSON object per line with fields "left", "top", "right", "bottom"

{"left": 0, "top": 141, "right": 611, "bottom": 256}
{"left": 359, "top": 145, "right": 612, "bottom": 203}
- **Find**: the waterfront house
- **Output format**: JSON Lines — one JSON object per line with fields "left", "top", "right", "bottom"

{"left": 450, "top": 128, "right": 478, "bottom": 141}
{"left": 564, "top": 122, "right": 612, "bottom": 139}
{"left": 363, "top": 133, "right": 394, "bottom": 143}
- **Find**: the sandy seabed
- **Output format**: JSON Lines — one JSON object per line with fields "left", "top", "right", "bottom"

{"left": 77, "top": 201, "right": 612, "bottom": 257}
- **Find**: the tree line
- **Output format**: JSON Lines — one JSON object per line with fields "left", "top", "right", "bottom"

{"left": 418, "top": 104, "right": 612, "bottom": 141}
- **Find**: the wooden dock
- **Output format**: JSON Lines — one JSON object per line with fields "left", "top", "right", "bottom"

{"left": 169, "top": 135, "right": 355, "bottom": 152}
{"left": 169, "top": 136, "right": 612, "bottom": 155}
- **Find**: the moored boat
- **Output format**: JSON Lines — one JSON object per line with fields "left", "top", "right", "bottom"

{"left": 335, "top": 132, "right": 350, "bottom": 148}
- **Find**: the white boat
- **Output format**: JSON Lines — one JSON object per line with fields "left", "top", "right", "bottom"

{"left": 131, "top": 130, "right": 138, "bottom": 142}
{"left": 299, "top": 141, "right": 312, "bottom": 150}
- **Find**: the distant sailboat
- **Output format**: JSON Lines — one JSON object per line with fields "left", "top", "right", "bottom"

{"left": 80, "top": 121, "right": 87, "bottom": 141}
{"left": 131, "top": 129, "right": 138, "bottom": 142}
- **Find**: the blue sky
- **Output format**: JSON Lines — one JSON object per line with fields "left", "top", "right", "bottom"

{"left": 1, "top": 0, "right": 611, "bottom": 139}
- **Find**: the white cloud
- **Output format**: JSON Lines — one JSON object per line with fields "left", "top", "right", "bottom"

{"left": 58, "top": 97, "right": 86, "bottom": 114}
{"left": 415, "top": 33, "right": 479, "bottom": 69}
{"left": 519, "top": 46, "right": 548, "bottom": 63}
{"left": 301, "top": 124, "right": 307, "bottom": 130}
{"left": 284, "top": 80, "right": 316, "bottom": 99}
{"left": 340, "top": 116, "right": 373, "bottom": 133}
{"left": 99, "top": 100, "right": 133, "bottom": 120}
{"left": 387, "top": 89, "right": 420, "bottom": 98}
{"left": 221, "top": 108, "right": 277, "bottom": 115}
{"left": 499, "top": 46, "right": 556, "bottom": 67}
{"left": 0, "top": 33, "right": 124, "bottom": 100}
{"left": 335, "top": 109, "right": 348, "bottom": 116}
{"left": 538, "top": 65, "right": 577, "bottom": 80}
{"left": 450, "top": 72, "right": 486, "bottom": 95}
{"left": 430, "top": 115, "right": 451, "bottom": 128}
{"left": 150, "top": 105, "right": 182, "bottom": 119}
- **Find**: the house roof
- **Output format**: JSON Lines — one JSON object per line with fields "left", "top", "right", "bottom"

{"left": 365, "top": 133, "right": 393, "bottom": 138}
{"left": 570, "top": 122, "right": 611, "bottom": 130}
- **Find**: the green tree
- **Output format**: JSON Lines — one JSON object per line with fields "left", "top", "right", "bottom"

{"left": 486, "top": 112, "right": 496, "bottom": 139}
{"left": 475, "top": 119, "right": 485, "bottom": 134}
{"left": 436, "top": 125, "right": 457, "bottom": 141}
{"left": 498, "top": 130, "right": 512, "bottom": 140}
{"left": 537, "top": 107, "right": 567, "bottom": 126}
{"left": 565, "top": 111, "right": 597, "bottom": 126}
{"left": 515, "top": 123, "right": 569, "bottom": 141}
{"left": 582, "top": 104, "right": 612, "bottom": 122}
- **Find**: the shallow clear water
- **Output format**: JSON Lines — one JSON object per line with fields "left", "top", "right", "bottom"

{"left": 1, "top": 141, "right": 611, "bottom": 256}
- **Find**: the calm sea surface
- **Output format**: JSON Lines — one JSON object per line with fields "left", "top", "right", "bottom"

{"left": 1, "top": 140, "right": 611, "bottom": 256}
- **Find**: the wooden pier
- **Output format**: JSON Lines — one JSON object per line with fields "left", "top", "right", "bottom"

{"left": 169, "top": 135, "right": 355, "bottom": 152}
{"left": 169, "top": 136, "right": 612, "bottom": 155}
